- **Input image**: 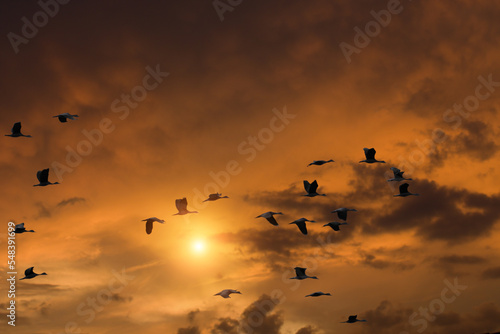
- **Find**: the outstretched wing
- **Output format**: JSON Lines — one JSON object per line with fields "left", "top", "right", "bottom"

{"left": 12, "top": 122, "right": 22, "bottom": 134}
{"left": 399, "top": 183, "right": 409, "bottom": 194}
{"left": 58, "top": 115, "right": 67, "bottom": 122}
{"left": 303, "top": 180, "right": 311, "bottom": 192}
{"left": 296, "top": 221, "right": 307, "bottom": 235}
{"left": 336, "top": 210, "right": 347, "bottom": 221}
{"left": 176, "top": 198, "right": 187, "bottom": 212}
{"left": 348, "top": 315, "right": 357, "bottom": 322}
{"left": 37, "top": 169, "right": 49, "bottom": 183}
{"left": 266, "top": 215, "right": 279, "bottom": 226}
{"left": 364, "top": 148, "right": 376, "bottom": 160}
{"left": 332, "top": 224, "right": 340, "bottom": 231}
{"left": 294, "top": 267, "right": 306, "bottom": 277}
{"left": 145, "top": 220, "right": 153, "bottom": 234}
{"left": 25, "top": 267, "right": 34, "bottom": 276}
{"left": 309, "top": 180, "right": 319, "bottom": 193}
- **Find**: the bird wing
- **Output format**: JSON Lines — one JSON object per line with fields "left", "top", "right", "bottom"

{"left": 176, "top": 198, "right": 187, "bottom": 212}
{"left": 309, "top": 180, "right": 319, "bottom": 193}
{"left": 208, "top": 193, "right": 219, "bottom": 200}
{"left": 336, "top": 210, "right": 347, "bottom": 221}
{"left": 399, "top": 183, "right": 409, "bottom": 194}
{"left": 332, "top": 225, "right": 340, "bottom": 231}
{"left": 12, "top": 122, "right": 21, "bottom": 134}
{"left": 303, "top": 180, "right": 311, "bottom": 192}
{"left": 25, "top": 267, "right": 34, "bottom": 276}
{"left": 58, "top": 115, "right": 67, "bottom": 122}
{"left": 348, "top": 315, "right": 357, "bottom": 322}
{"left": 296, "top": 221, "right": 307, "bottom": 235}
{"left": 145, "top": 220, "right": 153, "bottom": 234}
{"left": 37, "top": 169, "right": 49, "bottom": 183}
{"left": 294, "top": 267, "right": 306, "bottom": 277}
{"left": 365, "top": 148, "right": 376, "bottom": 160}
{"left": 390, "top": 167, "right": 401, "bottom": 175}
{"left": 15, "top": 223, "right": 25, "bottom": 229}
{"left": 266, "top": 215, "right": 279, "bottom": 226}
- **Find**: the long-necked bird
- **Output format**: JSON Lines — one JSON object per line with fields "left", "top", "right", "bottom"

{"left": 359, "top": 148, "right": 385, "bottom": 163}
{"left": 341, "top": 315, "right": 367, "bottom": 323}
{"left": 214, "top": 289, "right": 241, "bottom": 298}
{"left": 307, "top": 159, "right": 334, "bottom": 167}
{"left": 394, "top": 183, "right": 420, "bottom": 197}
{"left": 323, "top": 222, "right": 348, "bottom": 231}
{"left": 5, "top": 122, "right": 31, "bottom": 137}
{"left": 331, "top": 207, "right": 357, "bottom": 221}
{"left": 53, "top": 113, "right": 79, "bottom": 123}
{"left": 20, "top": 267, "right": 47, "bottom": 280}
{"left": 290, "top": 267, "right": 318, "bottom": 280}
{"left": 256, "top": 211, "right": 283, "bottom": 226}
{"left": 173, "top": 198, "right": 198, "bottom": 215}
{"left": 303, "top": 180, "right": 326, "bottom": 197}
{"left": 203, "top": 193, "right": 229, "bottom": 202}
{"left": 387, "top": 167, "right": 412, "bottom": 182}
{"left": 33, "top": 169, "right": 59, "bottom": 186}
{"left": 290, "top": 218, "right": 315, "bottom": 235}
{"left": 142, "top": 217, "right": 165, "bottom": 234}
{"left": 14, "top": 223, "right": 35, "bottom": 233}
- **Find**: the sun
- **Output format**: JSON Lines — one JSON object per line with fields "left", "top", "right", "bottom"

{"left": 192, "top": 240, "right": 206, "bottom": 254}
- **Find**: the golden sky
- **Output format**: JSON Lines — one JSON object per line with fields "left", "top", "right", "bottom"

{"left": 1, "top": 1, "right": 500, "bottom": 333}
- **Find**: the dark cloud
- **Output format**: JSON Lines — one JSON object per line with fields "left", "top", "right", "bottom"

{"left": 210, "top": 317, "right": 239, "bottom": 334}
{"left": 56, "top": 197, "right": 86, "bottom": 207}
{"left": 188, "top": 309, "right": 200, "bottom": 323}
{"left": 362, "top": 300, "right": 413, "bottom": 331}
{"left": 482, "top": 266, "right": 500, "bottom": 280}
{"left": 358, "top": 251, "right": 415, "bottom": 271}
{"left": 295, "top": 325, "right": 319, "bottom": 334}
{"left": 177, "top": 326, "right": 200, "bottom": 334}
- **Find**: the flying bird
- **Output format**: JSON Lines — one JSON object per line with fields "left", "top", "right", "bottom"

{"left": 359, "top": 148, "right": 385, "bottom": 163}
{"left": 387, "top": 167, "right": 412, "bottom": 182}
{"left": 14, "top": 223, "right": 35, "bottom": 233}
{"left": 341, "top": 315, "right": 367, "bottom": 323}
{"left": 323, "top": 222, "right": 348, "bottom": 231}
{"left": 203, "top": 193, "right": 229, "bottom": 202}
{"left": 5, "top": 122, "right": 31, "bottom": 137}
{"left": 290, "top": 218, "right": 315, "bottom": 235}
{"left": 214, "top": 289, "right": 241, "bottom": 298}
{"left": 303, "top": 180, "right": 326, "bottom": 197}
{"left": 173, "top": 198, "right": 198, "bottom": 215}
{"left": 142, "top": 217, "right": 165, "bottom": 234}
{"left": 33, "top": 169, "right": 59, "bottom": 187}
{"left": 305, "top": 292, "right": 331, "bottom": 297}
{"left": 53, "top": 113, "right": 79, "bottom": 123}
{"left": 256, "top": 211, "right": 283, "bottom": 226}
{"left": 331, "top": 207, "right": 357, "bottom": 221}
{"left": 307, "top": 159, "right": 334, "bottom": 167}
{"left": 394, "top": 183, "right": 420, "bottom": 197}
{"left": 290, "top": 267, "right": 318, "bottom": 280}
{"left": 19, "top": 267, "right": 47, "bottom": 280}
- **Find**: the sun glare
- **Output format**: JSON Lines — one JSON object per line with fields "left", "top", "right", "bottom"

{"left": 192, "top": 240, "right": 206, "bottom": 254}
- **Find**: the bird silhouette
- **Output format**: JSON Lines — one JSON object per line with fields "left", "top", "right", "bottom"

{"left": 303, "top": 180, "right": 326, "bottom": 197}
{"left": 53, "top": 113, "right": 79, "bottom": 123}
{"left": 305, "top": 292, "right": 331, "bottom": 297}
{"left": 394, "top": 183, "right": 420, "bottom": 197}
{"left": 20, "top": 267, "right": 47, "bottom": 280}
{"left": 173, "top": 198, "right": 198, "bottom": 215}
{"left": 214, "top": 289, "right": 241, "bottom": 298}
{"left": 5, "top": 122, "right": 31, "bottom": 137}
{"left": 331, "top": 208, "right": 357, "bottom": 221}
{"left": 323, "top": 222, "right": 348, "bottom": 231}
{"left": 290, "top": 267, "right": 318, "bottom": 280}
{"left": 14, "top": 223, "right": 35, "bottom": 233}
{"left": 387, "top": 167, "right": 412, "bottom": 182}
{"left": 33, "top": 169, "right": 59, "bottom": 187}
{"left": 290, "top": 218, "right": 315, "bottom": 235}
{"left": 307, "top": 159, "right": 334, "bottom": 167}
{"left": 142, "top": 217, "right": 165, "bottom": 234}
{"left": 359, "top": 148, "right": 385, "bottom": 163}
{"left": 203, "top": 193, "right": 229, "bottom": 202}
{"left": 256, "top": 211, "right": 283, "bottom": 226}
{"left": 341, "top": 315, "right": 366, "bottom": 323}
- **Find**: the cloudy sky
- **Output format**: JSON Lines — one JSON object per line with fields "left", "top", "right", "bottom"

{"left": 1, "top": 1, "right": 500, "bottom": 333}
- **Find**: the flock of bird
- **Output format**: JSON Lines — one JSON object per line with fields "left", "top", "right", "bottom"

{"left": 7, "top": 115, "right": 421, "bottom": 326}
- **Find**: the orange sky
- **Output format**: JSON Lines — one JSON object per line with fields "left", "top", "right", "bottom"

{"left": 1, "top": 1, "right": 500, "bottom": 334}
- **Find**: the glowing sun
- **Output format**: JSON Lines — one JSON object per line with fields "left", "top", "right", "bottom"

{"left": 192, "top": 240, "right": 206, "bottom": 253}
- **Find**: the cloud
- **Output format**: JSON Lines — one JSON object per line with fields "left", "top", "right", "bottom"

{"left": 56, "top": 197, "right": 86, "bottom": 207}
{"left": 482, "top": 266, "right": 500, "bottom": 280}
{"left": 177, "top": 326, "right": 201, "bottom": 334}
{"left": 295, "top": 325, "right": 319, "bottom": 334}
